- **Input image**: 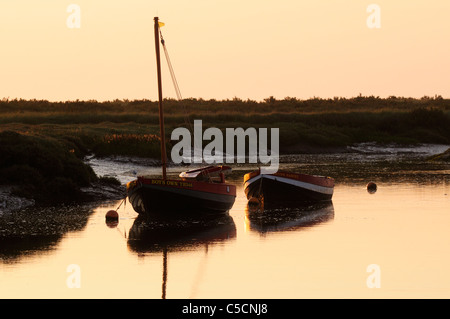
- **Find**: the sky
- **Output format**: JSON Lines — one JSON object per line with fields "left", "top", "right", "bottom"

{"left": 1, "top": 0, "right": 449, "bottom": 101}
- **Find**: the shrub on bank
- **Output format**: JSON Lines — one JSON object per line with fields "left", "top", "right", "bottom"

{"left": 93, "top": 133, "right": 164, "bottom": 158}
{"left": 0, "top": 131, "right": 98, "bottom": 203}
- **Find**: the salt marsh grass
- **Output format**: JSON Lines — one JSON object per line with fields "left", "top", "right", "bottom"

{"left": 1, "top": 95, "right": 449, "bottom": 156}
{"left": 1, "top": 96, "right": 449, "bottom": 204}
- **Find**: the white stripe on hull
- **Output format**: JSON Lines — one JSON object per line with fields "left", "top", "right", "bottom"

{"left": 244, "top": 174, "right": 334, "bottom": 196}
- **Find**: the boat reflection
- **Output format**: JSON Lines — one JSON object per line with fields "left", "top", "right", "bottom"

{"left": 127, "top": 212, "right": 236, "bottom": 253}
{"left": 245, "top": 199, "right": 334, "bottom": 234}
{"left": 126, "top": 210, "right": 236, "bottom": 299}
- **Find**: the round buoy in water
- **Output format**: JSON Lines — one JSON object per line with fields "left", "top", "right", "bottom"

{"left": 367, "top": 182, "right": 377, "bottom": 194}
{"left": 105, "top": 210, "right": 119, "bottom": 224}
{"left": 105, "top": 210, "right": 119, "bottom": 228}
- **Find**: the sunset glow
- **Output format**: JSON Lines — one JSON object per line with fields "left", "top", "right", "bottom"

{"left": 1, "top": 0, "right": 449, "bottom": 101}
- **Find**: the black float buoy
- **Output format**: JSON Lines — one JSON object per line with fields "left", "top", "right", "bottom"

{"left": 367, "top": 182, "right": 377, "bottom": 194}
{"left": 105, "top": 210, "right": 119, "bottom": 227}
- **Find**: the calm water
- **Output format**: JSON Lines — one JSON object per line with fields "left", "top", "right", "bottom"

{"left": 1, "top": 144, "right": 449, "bottom": 299}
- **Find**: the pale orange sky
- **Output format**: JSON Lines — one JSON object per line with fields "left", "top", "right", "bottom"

{"left": 0, "top": 0, "right": 449, "bottom": 101}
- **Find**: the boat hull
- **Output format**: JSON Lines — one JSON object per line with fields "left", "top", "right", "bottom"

{"left": 127, "top": 177, "right": 236, "bottom": 216}
{"left": 244, "top": 171, "right": 334, "bottom": 204}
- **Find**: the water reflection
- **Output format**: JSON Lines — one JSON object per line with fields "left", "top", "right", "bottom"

{"left": 245, "top": 200, "right": 334, "bottom": 234}
{"left": 127, "top": 213, "right": 236, "bottom": 253}
{"left": 126, "top": 212, "right": 236, "bottom": 299}
{"left": 0, "top": 235, "right": 61, "bottom": 263}
{"left": 0, "top": 205, "right": 93, "bottom": 262}
{"left": 1, "top": 146, "right": 448, "bottom": 298}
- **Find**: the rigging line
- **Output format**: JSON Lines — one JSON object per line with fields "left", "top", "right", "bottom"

{"left": 163, "top": 45, "right": 182, "bottom": 99}
{"left": 159, "top": 27, "right": 214, "bottom": 173}
{"left": 159, "top": 29, "right": 193, "bottom": 134}
{"left": 160, "top": 30, "right": 182, "bottom": 100}
{"left": 160, "top": 28, "right": 211, "bottom": 169}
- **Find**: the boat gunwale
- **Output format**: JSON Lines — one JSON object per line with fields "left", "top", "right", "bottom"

{"left": 128, "top": 175, "right": 237, "bottom": 197}
{"left": 243, "top": 170, "right": 335, "bottom": 188}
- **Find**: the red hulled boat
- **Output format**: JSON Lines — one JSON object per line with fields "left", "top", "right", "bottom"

{"left": 127, "top": 166, "right": 236, "bottom": 215}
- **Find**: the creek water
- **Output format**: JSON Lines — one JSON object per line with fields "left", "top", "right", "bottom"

{"left": 1, "top": 144, "right": 449, "bottom": 299}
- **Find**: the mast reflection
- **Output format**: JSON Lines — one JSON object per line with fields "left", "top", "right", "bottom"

{"left": 126, "top": 211, "right": 236, "bottom": 299}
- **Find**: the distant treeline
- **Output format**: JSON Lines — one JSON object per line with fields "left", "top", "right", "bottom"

{"left": 1, "top": 95, "right": 449, "bottom": 157}
{"left": 1, "top": 95, "right": 449, "bottom": 115}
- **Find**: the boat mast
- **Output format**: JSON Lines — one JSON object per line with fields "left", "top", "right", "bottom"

{"left": 154, "top": 16, "right": 167, "bottom": 180}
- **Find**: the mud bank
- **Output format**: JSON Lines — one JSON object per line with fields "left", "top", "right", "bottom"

{"left": 0, "top": 186, "right": 35, "bottom": 216}
{"left": 428, "top": 148, "right": 450, "bottom": 162}
{"left": 0, "top": 181, "right": 125, "bottom": 216}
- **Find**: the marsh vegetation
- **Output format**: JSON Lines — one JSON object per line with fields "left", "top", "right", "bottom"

{"left": 1, "top": 95, "right": 449, "bottom": 204}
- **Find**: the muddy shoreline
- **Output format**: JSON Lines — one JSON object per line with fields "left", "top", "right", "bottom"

{"left": 2, "top": 143, "right": 449, "bottom": 216}
{"left": 0, "top": 180, "right": 126, "bottom": 240}
{"left": 0, "top": 181, "right": 126, "bottom": 216}
{"left": 1, "top": 143, "right": 448, "bottom": 241}
{"left": 0, "top": 186, "right": 35, "bottom": 215}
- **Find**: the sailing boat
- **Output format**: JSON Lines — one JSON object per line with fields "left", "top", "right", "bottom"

{"left": 126, "top": 17, "right": 236, "bottom": 216}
